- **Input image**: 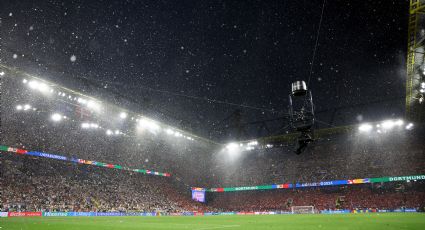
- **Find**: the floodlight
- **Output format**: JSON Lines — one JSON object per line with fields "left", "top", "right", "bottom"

{"left": 22, "top": 78, "right": 27, "bottom": 83}
{"left": 381, "top": 120, "right": 395, "bottom": 129}
{"left": 38, "top": 83, "right": 49, "bottom": 92}
{"left": 138, "top": 118, "right": 160, "bottom": 132}
{"left": 16, "top": 105, "right": 23, "bottom": 110}
{"left": 106, "top": 129, "right": 113, "bottom": 135}
{"left": 358, "top": 123, "right": 373, "bottom": 132}
{"left": 248, "top": 141, "right": 258, "bottom": 146}
{"left": 86, "top": 100, "right": 100, "bottom": 110}
{"left": 23, "top": 104, "right": 31, "bottom": 110}
{"left": 119, "top": 112, "right": 127, "bottom": 119}
{"left": 166, "top": 129, "right": 174, "bottom": 135}
{"left": 90, "top": 123, "right": 99, "bottom": 128}
{"left": 51, "top": 113, "right": 63, "bottom": 122}
{"left": 81, "top": 123, "right": 90, "bottom": 129}
{"left": 395, "top": 119, "right": 404, "bottom": 126}
{"left": 226, "top": 143, "right": 239, "bottom": 150}
{"left": 115, "top": 130, "right": 120, "bottom": 135}
{"left": 77, "top": 98, "right": 87, "bottom": 105}
{"left": 405, "top": 123, "right": 414, "bottom": 130}
{"left": 28, "top": 80, "right": 39, "bottom": 89}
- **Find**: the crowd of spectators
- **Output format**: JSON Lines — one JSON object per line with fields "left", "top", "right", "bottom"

{"left": 0, "top": 153, "right": 208, "bottom": 212}
{"left": 208, "top": 182, "right": 425, "bottom": 212}
{"left": 208, "top": 129, "right": 425, "bottom": 187}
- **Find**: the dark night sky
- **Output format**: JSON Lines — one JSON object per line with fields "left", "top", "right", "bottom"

{"left": 0, "top": 0, "right": 409, "bottom": 140}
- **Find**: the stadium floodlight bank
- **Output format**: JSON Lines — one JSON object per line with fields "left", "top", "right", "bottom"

{"left": 291, "top": 206, "right": 315, "bottom": 214}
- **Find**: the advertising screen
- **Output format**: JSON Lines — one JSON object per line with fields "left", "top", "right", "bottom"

{"left": 191, "top": 190, "right": 206, "bottom": 202}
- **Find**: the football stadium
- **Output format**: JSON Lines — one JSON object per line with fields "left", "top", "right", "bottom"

{"left": 1, "top": 0, "right": 425, "bottom": 229}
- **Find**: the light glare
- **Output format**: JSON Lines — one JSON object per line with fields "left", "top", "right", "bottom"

{"left": 23, "top": 104, "right": 31, "bottom": 110}
{"left": 38, "top": 83, "right": 49, "bottom": 92}
{"left": 395, "top": 119, "right": 404, "bottom": 126}
{"left": 87, "top": 100, "right": 101, "bottom": 110}
{"left": 358, "top": 123, "right": 373, "bottom": 132}
{"left": 119, "top": 112, "right": 127, "bottom": 119}
{"left": 381, "top": 120, "right": 395, "bottom": 129}
{"left": 28, "top": 80, "right": 39, "bottom": 89}
{"left": 226, "top": 143, "right": 239, "bottom": 150}
{"left": 138, "top": 118, "right": 160, "bottom": 132}
{"left": 406, "top": 123, "right": 414, "bottom": 130}
{"left": 248, "top": 141, "right": 258, "bottom": 146}
{"left": 51, "top": 113, "right": 63, "bottom": 122}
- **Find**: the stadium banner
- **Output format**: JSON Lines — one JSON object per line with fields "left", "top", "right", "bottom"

{"left": 404, "top": 209, "right": 417, "bottom": 212}
{"left": 352, "top": 209, "right": 377, "bottom": 213}
{"left": 320, "top": 210, "right": 351, "bottom": 214}
{"left": 218, "top": 212, "right": 236, "bottom": 215}
{"left": 170, "top": 213, "right": 183, "bottom": 216}
{"left": 277, "top": 211, "right": 293, "bottom": 214}
{"left": 0, "top": 144, "right": 171, "bottom": 177}
{"left": 182, "top": 212, "right": 195, "bottom": 216}
{"left": 27, "top": 151, "right": 68, "bottom": 161}
{"left": 43, "top": 212, "right": 69, "bottom": 217}
{"left": 205, "top": 174, "right": 425, "bottom": 192}
{"left": 43, "top": 212, "right": 167, "bottom": 217}
{"left": 6, "top": 210, "right": 419, "bottom": 218}
{"left": 67, "top": 212, "right": 96, "bottom": 217}
{"left": 96, "top": 212, "right": 126, "bottom": 216}
{"left": 393, "top": 209, "right": 417, "bottom": 213}
{"left": 8, "top": 212, "right": 42, "bottom": 217}
{"left": 377, "top": 210, "right": 391, "bottom": 213}
{"left": 141, "top": 212, "right": 158, "bottom": 216}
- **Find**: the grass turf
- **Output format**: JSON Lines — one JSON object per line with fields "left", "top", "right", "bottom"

{"left": 0, "top": 213, "right": 424, "bottom": 230}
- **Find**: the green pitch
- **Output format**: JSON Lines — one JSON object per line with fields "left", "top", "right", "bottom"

{"left": 1, "top": 213, "right": 424, "bottom": 230}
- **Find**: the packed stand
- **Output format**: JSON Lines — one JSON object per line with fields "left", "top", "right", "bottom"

{"left": 0, "top": 153, "right": 208, "bottom": 213}
{"left": 208, "top": 182, "right": 425, "bottom": 212}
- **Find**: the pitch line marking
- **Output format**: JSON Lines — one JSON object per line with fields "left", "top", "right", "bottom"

{"left": 194, "top": 225, "right": 240, "bottom": 230}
